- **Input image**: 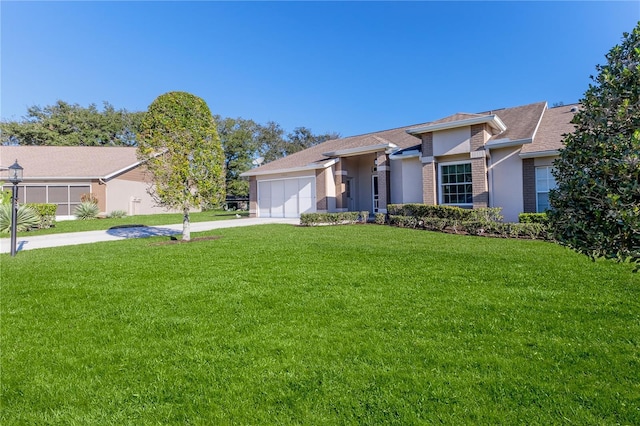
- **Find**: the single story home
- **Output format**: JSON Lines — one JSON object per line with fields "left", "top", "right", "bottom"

{"left": 0, "top": 146, "right": 167, "bottom": 219}
{"left": 241, "top": 101, "right": 577, "bottom": 223}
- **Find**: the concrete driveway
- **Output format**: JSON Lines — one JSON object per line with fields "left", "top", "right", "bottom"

{"left": 0, "top": 217, "right": 300, "bottom": 254}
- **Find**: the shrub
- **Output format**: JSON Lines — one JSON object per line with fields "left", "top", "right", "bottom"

{"left": 80, "top": 193, "right": 99, "bottom": 204}
{"left": 25, "top": 203, "right": 57, "bottom": 229}
{"left": 519, "top": 213, "right": 549, "bottom": 224}
{"left": 549, "top": 24, "right": 640, "bottom": 267}
{"left": 374, "top": 213, "right": 386, "bottom": 225}
{"left": 74, "top": 202, "right": 100, "bottom": 220}
{"left": 107, "top": 210, "right": 127, "bottom": 219}
{"left": 0, "top": 203, "right": 41, "bottom": 233}
{"left": 300, "top": 211, "right": 368, "bottom": 226}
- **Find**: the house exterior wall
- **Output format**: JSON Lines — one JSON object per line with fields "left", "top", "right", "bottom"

{"left": 376, "top": 151, "right": 390, "bottom": 213}
{"left": 432, "top": 127, "right": 471, "bottom": 156}
{"left": 489, "top": 147, "right": 524, "bottom": 222}
{"left": 470, "top": 124, "right": 489, "bottom": 208}
{"left": 90, "top": 181, "right": 107, "bottom": 213}
{"left": 354, "top": 154, "right": 376, "bottom": 212}
{"left": 390, "top": 157, "right": 422, "bottom": 205}
{"left": 334, "top": 159, "right": 346, "bottom": 211}
{"left": 249, "top": 176, "right": 257, "bottom": 217}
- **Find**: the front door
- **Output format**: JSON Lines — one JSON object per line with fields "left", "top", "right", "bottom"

{"left": 346, "top": 177, "right": 356, "bottom": 211}
{"left": 372, "top": 175, "right": 379, "bottom": 213}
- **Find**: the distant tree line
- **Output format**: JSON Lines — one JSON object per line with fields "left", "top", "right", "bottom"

{"left": 0, "top": 100, "right": 340, "bottom": 197}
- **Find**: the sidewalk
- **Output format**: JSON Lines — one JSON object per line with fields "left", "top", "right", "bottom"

{"left": 0, "top": 217, "right": 299, "bottom": 254}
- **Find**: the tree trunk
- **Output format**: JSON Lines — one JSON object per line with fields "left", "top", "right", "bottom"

{"left": 182, "top": 207, "right": 191, "bottom": 241}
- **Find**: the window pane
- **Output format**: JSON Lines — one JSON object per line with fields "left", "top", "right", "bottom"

{"left": 48, "top": 186, "right": 68, "bottom": 203}
{"left": 440, "top": 163, "right": 473, "bottom": 205}
{"left": 70, "top": 186, "right": 90, "bottom": 202}
{"left": 56, "top": 204, "right": 69, "bottom": 215}
{"left": 26, "top": 186, "right": 46, "bottom": 203}
{"left": 537, "top": 193, "right": 550, "bottom": 212}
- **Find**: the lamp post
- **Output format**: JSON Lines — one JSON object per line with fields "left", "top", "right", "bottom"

{"left": 8, "top": 160, "right": 23, "bottom": 257}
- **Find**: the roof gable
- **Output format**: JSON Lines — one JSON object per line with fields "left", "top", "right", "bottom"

{"left": 0, "top": 146, "right": 140, "bottom": 180}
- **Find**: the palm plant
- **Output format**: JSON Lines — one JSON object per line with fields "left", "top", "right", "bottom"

{"left": 0, "top": 204, "right": 41, "bottom": 233}
{"left": 74, "top": 202, "right": 100, "bottom": 220}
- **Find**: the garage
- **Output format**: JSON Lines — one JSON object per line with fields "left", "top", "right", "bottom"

{"left": 257, "top": 177, "right": 316, "bottom": 218}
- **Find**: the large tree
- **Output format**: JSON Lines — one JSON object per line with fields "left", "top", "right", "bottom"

{"left": 137, "top": 92, "right": 225, "bottom": 241}
{"left": 549, "top": 22, "right": 640, "bottom": 268}
{"left": 0, "top": 100, "right": 143, "bottom": 146}
{"left": 214, "top": 116, "right": 260, "bottom": 197}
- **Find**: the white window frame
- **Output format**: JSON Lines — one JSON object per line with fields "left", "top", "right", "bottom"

{"left": 535, "top": 166, "right": 556, "bottom": 212}
{"left": 438, "top": 161, "right": 473, "bottom": 207}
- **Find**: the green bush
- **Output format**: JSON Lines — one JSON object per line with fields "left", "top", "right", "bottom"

{"left": 387, "top": 204, "right": 552, "bottom": 240}
{"left": 374, "top": 213, "right": 386, "bottom": 225}
{"left": 519, "top": 213, "right": 549, "bottom": 224}
{"left": 0, "top": 203, "right": 41, "bottom": 233}
{"left": 107, "top": 210, "right": 127, "bottom": 219}
{"left": 26, "top": 203, "right": 57, "bottom": 229}
{"left": 74, "top": 202, "right": 100, "bottom": 220}
{"left": 300, "top": 211, "right": 368, "bottom": 226}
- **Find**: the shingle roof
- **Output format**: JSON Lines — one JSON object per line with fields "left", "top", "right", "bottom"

{"left": 245, "top": 101, "right": 558, "bottom": 175}
{"left": 245, "top": 123, "right": 430, "bottom": 174}
{"left": 523, "top": 103, "right": 577, "bottom": 154}
{"left": 484, "top": 102, "right": 547, "bottom": 142}
{"left": 0, "top": 146, "right": 139, "bottom": 180}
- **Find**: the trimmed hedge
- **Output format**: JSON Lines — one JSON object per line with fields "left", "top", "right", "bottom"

{"left": 25, "top": 203, "right": 57, "bottom": 229}
{"left": 387, "top": 203, "right": 552, "bottom": 240}
{"left": 387, "top": 204, "right": 503, "bottom": 222}
{"left": 300, "top": 211, "right": 369, "bottom": 226}
{"left": 519, "top": 212, "right": 549, "bottom": 224}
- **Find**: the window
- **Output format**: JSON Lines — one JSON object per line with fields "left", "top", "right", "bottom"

{"left": 440, "top": 162, "right": 472, "bottom": 205}
{"left": 536, "top": 166, "right": 556, "bottom": 212}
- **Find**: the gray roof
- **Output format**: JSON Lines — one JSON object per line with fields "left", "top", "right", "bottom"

{"left": 0, "top": 146, "right": 140, "bottom": 180}
{"left": 244, "top": 100, "right": 576, "bottom": 175}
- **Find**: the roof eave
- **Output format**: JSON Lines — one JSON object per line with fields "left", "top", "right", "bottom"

{"left": 322, "top": 142, "right": 397, "bottom": 158}
{"left": 486, "top": 138, "right": 533, "bottom": 150}
{"left": 406, "top": 115, "right": 507, "bottom": 135}
{"left": 240, "top": 158, "right": 339, "bottom": 177}
{"left": 519, "top": 150, "right": 560, "bottom": 159}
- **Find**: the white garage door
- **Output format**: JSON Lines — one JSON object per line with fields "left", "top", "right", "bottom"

{"left": 258, "top": 177, "right": 316, "bottom": 218}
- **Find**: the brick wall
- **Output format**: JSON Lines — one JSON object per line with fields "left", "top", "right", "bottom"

{"left": 522, "top": 158, "right": 536, "bottom": 213}
{"left": 249, "top": 177, "right": 257, "bottom": 217}
{"left": 470, "top": 124, "right": 489, "bottom": 208}
{"left": 422, "top": 161, "right": 437, "bottom": 205}
{"left": 316, "top": 168, "right": 327, "bottom": 211}
{"left": 334, "top": 160, "right": 345, "bottom": 210}
{"left": 422, "top": 133, "right": 434, "bottom": 156}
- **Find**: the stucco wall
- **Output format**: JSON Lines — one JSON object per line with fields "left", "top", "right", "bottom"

{"left": 432, "top": 127, "right": 471, "bottom": 156}
{"left": 489, "top": 147, "right": 523, "bottom": 222}
{"left": 106, "top": 178, "right": 170, "bottom": 215}
{"left": 391, "top": 157, "right": 422, "bottom": 204}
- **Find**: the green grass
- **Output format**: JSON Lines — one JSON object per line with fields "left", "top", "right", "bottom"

{"left": 2, "top": 210, "right": 248, "bottom": 237}
{"left": 1, "top": 225, "right": 639, "bottom": 424}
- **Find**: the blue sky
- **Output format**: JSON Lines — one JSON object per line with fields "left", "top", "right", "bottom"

{"left": 1, "top": 1, "right": 638, "bottom": 137}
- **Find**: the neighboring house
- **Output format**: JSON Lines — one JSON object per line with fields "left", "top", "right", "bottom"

{"left": 0, "top": 146, "right": 168, "bottom": 219}
{"left": 241, "top": 101, "right": 577, "bottom": 222}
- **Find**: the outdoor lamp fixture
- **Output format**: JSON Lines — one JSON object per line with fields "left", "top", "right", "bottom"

{"left": 8, "top": 160, "right": 23, "bottom": 257}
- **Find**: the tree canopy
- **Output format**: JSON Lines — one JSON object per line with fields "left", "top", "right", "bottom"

{"left": 137, "top": 92, "right": 225, "bottom": 241}
{"left": 549, "top": 22, "right": 640, "bottom": 268}
{"left": 2, "top": 99, "right": 340, "bottom": 198}
{"left": 0, "top": 100, "right": 143, "bottom": 146}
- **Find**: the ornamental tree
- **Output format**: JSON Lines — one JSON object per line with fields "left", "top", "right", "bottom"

{"left": 137, "top": 92, "right": 225, "bottom": 241}
{"left": 549, "top": 23, "right": 640, "bottom": 268}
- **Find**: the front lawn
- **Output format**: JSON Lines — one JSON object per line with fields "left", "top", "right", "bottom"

{"left": 1, "top": 225, "right": 638, "bottom": 424}
{"left": 3, "top": 210, "right": 248, "bottom": 237}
